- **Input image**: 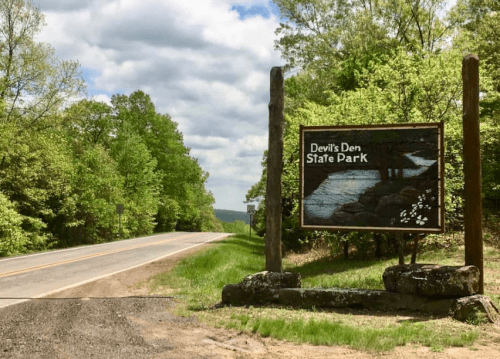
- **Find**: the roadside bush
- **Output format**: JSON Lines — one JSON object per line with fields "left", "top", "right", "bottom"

{"left": 220, "top": 220, "right": 250, "bottom": 234}
{"left": 199, "top": 208, "right": 224, "bottom": 232}
{"left": 0, "top": 192, "right": 50, "bottom": 256}
{"left": 155, "top": 198, "right": 180, "bottom": 232}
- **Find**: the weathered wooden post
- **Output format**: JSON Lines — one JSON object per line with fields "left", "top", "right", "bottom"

{"left": 116, "top": 203, "right": 124, "bottom": 238}
{"left": 462, "top": 54, "right": 483, "bottom": 294}
{"left": 247, "top": 204, "right": 255, "bottom": 240}
{"left": 266, "top": 67, "right": 284, "bottom": 272}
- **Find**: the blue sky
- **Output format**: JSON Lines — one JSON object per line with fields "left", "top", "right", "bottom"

{"left": 232, "top": 1, "right": 281, "bottom": 20}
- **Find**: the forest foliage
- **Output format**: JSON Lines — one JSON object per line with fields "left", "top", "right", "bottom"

{"left": 247, "top": 0, "right": 500, "bottom": 252}
{"left": 0, "top": 0, "right": 221, "bottom": 256}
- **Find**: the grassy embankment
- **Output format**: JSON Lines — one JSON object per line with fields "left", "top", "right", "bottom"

{"left": 148, "top": 220, "right": 500, "bottom": 352}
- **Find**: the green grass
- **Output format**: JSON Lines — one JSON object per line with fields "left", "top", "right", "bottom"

{"left": 284, "top": 243, "right": 468, "bottom": 291}
{"left": 149, "top": 233, "right": 488, "bottom": 352}
{"left": 287, "top": 256, "right": 388, "bottom": 290}
{"left": 221, "top": 314, "right": 478, "bottom": 352}
{"left": 150, "top": 233, "right": 264, "bottom": 309}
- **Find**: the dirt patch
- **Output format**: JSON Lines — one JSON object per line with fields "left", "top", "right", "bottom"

{"left": 1, "top": 242, "right": 500, "bottom": 358}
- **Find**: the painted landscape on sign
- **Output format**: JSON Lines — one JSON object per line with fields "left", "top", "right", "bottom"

{"left": 300, "top": 124, "right": 443, "bottom": 232}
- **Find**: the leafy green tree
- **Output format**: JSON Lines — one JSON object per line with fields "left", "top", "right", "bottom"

{"left": 451, "top": 0, "right": 500, "bottom": 206}
{"left": 0, "top": 191, "right": 32, "bottom": 255}
{"left": 111, "top": 90, "right": 218, "bottom": 231}
{"left": 274, "top": 0, "right": 458, "bottom": 83}
{"left": 0, "top": 0, "right": 84, "bottom": 129}
{"left": 452, "top": 0, "right": 499, "bottom": 89}
{"left": 155, "top": 198, "right": 180, "bottom": 232}
{"left": 110, "top": 130, "right": 160, "bottom": 236}
{"left": 63, "top": 99, "right": 115, "bottom": 150}
{"left": 69, "top": 144, "right": 124, "bottom": 245}
{"left": 62, "top": 98, "right": 161, "bottom": 237}
{"left": 0, "top": 123, "right": 78, "bottom": 250}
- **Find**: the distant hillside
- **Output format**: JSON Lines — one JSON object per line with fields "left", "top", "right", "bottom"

{"left": 214, "top": 209, "right": 251, "bottom": 224}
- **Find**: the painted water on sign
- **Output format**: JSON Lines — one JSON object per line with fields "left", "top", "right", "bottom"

{"left": 304, "top": 153, "right": 436, "bottom": 220}
{"left": 404, "top": 153, "right": 437, "bottom": 168}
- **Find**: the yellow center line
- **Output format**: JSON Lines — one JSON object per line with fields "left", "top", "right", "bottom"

{"left": 0, "top": 233, "right": 200, "bottom": 279}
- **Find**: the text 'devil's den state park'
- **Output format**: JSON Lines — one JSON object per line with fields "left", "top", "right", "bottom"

{"left": 306, "top": 142, "right": 368, "bottom": 164}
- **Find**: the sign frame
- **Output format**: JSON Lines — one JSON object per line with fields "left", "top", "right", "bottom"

{"left": 299, "top": 122, "right": 445, "bottom": 234}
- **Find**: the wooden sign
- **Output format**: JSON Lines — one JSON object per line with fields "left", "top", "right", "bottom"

{"left": 299, "top": 122, "right": 444, "bottom": 233}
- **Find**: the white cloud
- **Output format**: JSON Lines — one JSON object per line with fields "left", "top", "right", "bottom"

{"left": 90, "top": 94, "right": 112, "bottom": 105}
{"left": 188, "top": 133, "right": 267, "bottom": 179}
{"left": 34, "top": 0, "right": 283, "bottom": 211}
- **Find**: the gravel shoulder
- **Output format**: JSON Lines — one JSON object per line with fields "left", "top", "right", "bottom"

{"left": 1, "top": 242, "right": 500, "bottom": 358}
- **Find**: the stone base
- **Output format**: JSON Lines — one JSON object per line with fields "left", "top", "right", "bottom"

{"left": 383, "top": 264, "right": 479, "bottom": 297}
{"left": 221, "top": 272, "right": 497, "bottom": 323}
{"left": 278, "top": 288, "right": 455, "bottom": 314}
{"left": 222, "top": 271, "right": 301, "bottom": 305}
{"left": 453, "top": 295, "right": 500, "bottom": 323}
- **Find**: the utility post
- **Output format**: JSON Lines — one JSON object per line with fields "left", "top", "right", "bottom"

{"left": 247, "top": 204, "right": 255, "bottom": 240}
{"left": 462, "top": 54, "right": 484, "bottom": 294}
{"left": 116, "top": 203, "right": 124, "bottom": 239}
{"left": 266, "top": 67, "right": 284, "bottom": 272}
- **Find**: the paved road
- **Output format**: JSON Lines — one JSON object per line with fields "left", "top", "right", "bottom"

{"left": 0, "top": 232, "right": 231, "bottom": 309}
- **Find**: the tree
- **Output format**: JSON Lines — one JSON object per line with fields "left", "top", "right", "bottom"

{"left": 111, "top": 90, "right": 219, "bottom": 231}
{"left": 0, "top": 121, "right": 75, "bottom": 250}
{"left": 0, "top": 0, "right": 84, "bottom": 129}
{"left": 63, "top": 99, "right": 115, "bottom": 150}
{"left": 0, "top": 191, "right": 31, "bottom": 255}
{"left": 272, "top": 0, "right": 463, "bottom": 128}
{"left": 110, "top": 130, "right": 160, "bottom": 236}
{"left": 69, "top": 145, "right": 124, "bottom": 245}
{"left": 274, "top": 0, "right": 354, "bottom": 71}
{"left": 155, "top": 198, "right": 180, "bottom": 232}
{"left": 451, "top": 0, "right": 500, "bottom": 206}
{"left": 452, "top": 0, "right": 500, "bottom": 91}
{"left": 274, "top": 0, "right": 457, "bottom": 72}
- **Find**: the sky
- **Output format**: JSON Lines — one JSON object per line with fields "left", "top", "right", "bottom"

{"left": 33, "top": 0, "right": 457, "bottom": 213}
{"left": 33, "top": 0, "right": 283, "bottom": 212}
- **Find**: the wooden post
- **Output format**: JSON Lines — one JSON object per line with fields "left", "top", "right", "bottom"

{"left": 266, "top": 67, "right": 284, "bottom": 272}
{"left": 462, "top": 54, "right": 483, "bottom": 294}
